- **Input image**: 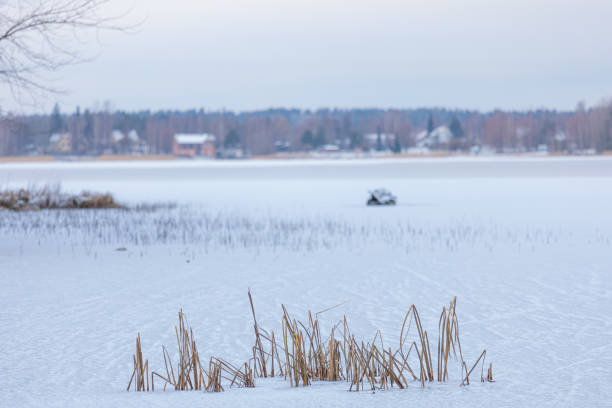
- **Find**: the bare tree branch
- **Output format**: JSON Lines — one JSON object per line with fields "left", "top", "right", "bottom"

{"left": 0, "top": 0, "right": 134, "bottom": 104}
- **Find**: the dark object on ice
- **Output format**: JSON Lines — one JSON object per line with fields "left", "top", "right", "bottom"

{"left": 367, "top": 189, "right": 397, "bottom": 206}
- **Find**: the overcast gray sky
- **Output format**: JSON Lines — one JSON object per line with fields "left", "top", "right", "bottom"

{"left": 7, "top": 0, "right": 612, "bottom": 113}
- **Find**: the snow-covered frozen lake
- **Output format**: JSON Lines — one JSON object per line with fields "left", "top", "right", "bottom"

{"left": 1, "top": 157, "right": 611, "bottom": 407}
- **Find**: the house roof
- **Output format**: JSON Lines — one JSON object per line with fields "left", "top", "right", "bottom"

{"left": 127, "top": 130, "right": 140, "bottom": 142}
{"left": 364, "top": 133, "right": 396, "bottom": 142}
{"left": 49, "top": 133, "right": 70, "bottom": 143}
{"left": 415, "top": 130, "right": 428, "bottom": 141}
{"left": 416, "top": 126, "right": 453, "bottom": 147}
{"left": 49, "top": 134, "right": 62, "bottom": 143}
{"left": 430, "top": 126, "right": 452, "bottom": 142}
{"left": 174, "top": 133, "right": 216, "bottom": 145}
{"left": 321, "top": 144, "right": 340, "bottom": 151}
{"left": 111, "top": 130, "right": 125, "bottom": 143}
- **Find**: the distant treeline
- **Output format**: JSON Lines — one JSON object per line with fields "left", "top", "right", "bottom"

{"left": 1, "top": 101, "right": 611, "bottom": 156}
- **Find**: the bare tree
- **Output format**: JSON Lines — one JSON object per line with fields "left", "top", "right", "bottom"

{"left": 0, "top": 0, "right": 128, "bottom": 101}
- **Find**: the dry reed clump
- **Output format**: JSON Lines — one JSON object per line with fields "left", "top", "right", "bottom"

{"left": 128, "top": 310, "right": 254, "bottom": 393}
{"left": 248, "top": 292, "right": 494, "bottom": 391}
{"left": 129, "top": 293, "right": 493, "bottom": 394}
{"left": 0, "top": 185, "right": 125, "bottom": 211}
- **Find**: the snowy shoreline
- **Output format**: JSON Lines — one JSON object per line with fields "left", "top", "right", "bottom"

{"left": 2, "top": 154, "right": 612, "bottom": 170}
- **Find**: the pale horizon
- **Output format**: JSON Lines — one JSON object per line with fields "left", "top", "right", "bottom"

{"left": 2, "top": 0, "right": 612, "bottom": 114}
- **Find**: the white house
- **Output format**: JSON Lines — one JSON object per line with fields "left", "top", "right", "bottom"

{"left": 416, "top": 126, "right": 453, "bottom": 147}
{"left": 364, "top": 133, "right": 396, "bottom": 149}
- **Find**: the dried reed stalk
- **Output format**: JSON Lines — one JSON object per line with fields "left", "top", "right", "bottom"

{"left": 437, "top": 297, "right": 464, "bottom": 382}
{"left": 461, "top": 349, "right": 494, "bottom": 385}
{"left": 127, "top": 333, "right": 149, "bottom": 391}
{"left": 130, "top": 294, "right": 494, "bottom": 394}
{"left": 248, "top": 290, "right": 268, "bottom": 377}
{"left": 140, "top": 310, "right": 254, "bottom": 393}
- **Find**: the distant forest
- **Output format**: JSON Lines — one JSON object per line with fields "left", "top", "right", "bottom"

{"left": 1, "top": 100, "right": 611, "bottom": 156}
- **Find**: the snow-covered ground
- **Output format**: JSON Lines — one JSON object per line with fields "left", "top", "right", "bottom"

{"left": 1, "top": 157, "right": 611, "bottom": 407}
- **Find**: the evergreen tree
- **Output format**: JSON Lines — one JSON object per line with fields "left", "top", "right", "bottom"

{"left": 301, "top": 130, "right": 314, "bottom": 148}
{"left": 449, "top": 116, "right": 464, "bottom": 139}
{"left": 349, "top": 131, "right": 363, "bottom": 149}
{"left": 224, "top": 129, "right": 241, "bottom": 148}
{"left": 72, "top": 106, "right": 82, "bottom": 154}
{"left": 607, "top": 111, "right": 612, "bottom": 151}
{"left": 50, "top": 103, "right": 63, "bottom": 134}
{"left": 392, "top": 135, "right": 401, "bottom": 153}
{"left": 314, "top": 127, "right": 326, "bottom": 147}
{"left": 376, "top": 126, "right": 383, "bottom": 151}
{"left": 427, "top": 114, "right": 434, "bottom": 134}
{"left": 83, "top": 109, "right": 94, "bottom": 152}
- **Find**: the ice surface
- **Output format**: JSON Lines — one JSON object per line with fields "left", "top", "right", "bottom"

{"left": 1, "top": 157, "right": 611, "bottom": 407}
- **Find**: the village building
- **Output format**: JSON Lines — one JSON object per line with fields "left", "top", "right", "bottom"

{"left": 364, "top": 133, "right": 396, "bottom": 150}
{"left": 274, "top": 140, "right": 291, "bottom": 152}
{"left": 319, "top": 144, "right": 340, "bottom": 153}
{"left": 173, "top": 133, "right": 216, "bottom": 157}
{"left": 218, "top": 147, "right": 244, "bottom": 159}
{"left": 415, "top": 126, "right": 453, "bottom": 148}
{"left": 110, "top": 129, "right": 149, "bottom": 154}
{"left": 47, "top": 133, "right": 72, "bottom": 154}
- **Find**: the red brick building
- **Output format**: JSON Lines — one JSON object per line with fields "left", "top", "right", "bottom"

{"left": 173, "top": 134, "right": 216, "bottom": 157}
